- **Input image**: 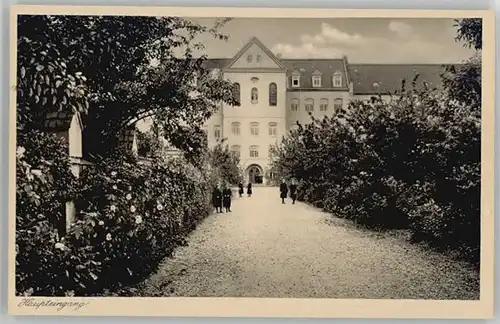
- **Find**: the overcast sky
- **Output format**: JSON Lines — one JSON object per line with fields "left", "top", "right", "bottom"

{"left": 187, "top": 17, "right": 476, "bottom": 63}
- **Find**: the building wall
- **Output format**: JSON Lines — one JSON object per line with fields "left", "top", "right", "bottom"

{"left": 286, "top": 90, "right": 351, "bottom": 129}
{"left": 219, "top": 70, "right": 287, "bottom": 180}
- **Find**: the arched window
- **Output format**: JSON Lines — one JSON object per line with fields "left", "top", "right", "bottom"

{"left": 320, "top": 98, "right": 329, "bottom": 112}
{"left": 233, "top": 83, "right": 241, "bottom": 104}
{"left": 305, "top": 98, "right": 314, "bottom": 112}
{"left": 269, "top": 83, "right": 277, "bottom": 106}
{"left": 250, "top": 122, "right": 259, "bottom": 136}
{"left": 291, "top": 98, "right": 299, "bottom": 112}
{"left": 251, "top": 87, "right": 258, "bottom": 104}
{"left": 334, "top": 98, "right": 343, "bottom": 111}
{"left": 268, "top": 122, "right": 278, "bottom": 137}
{"left": 249, "top": 145, "right": 259, "bottom": 158}
{"left": 231, "top": 122, "right": 241, "bottom": 135}
{"left": 230, "top": 145, "right": 241, "bottom": 159}
{"left": 214, "top": 125, "right": 221, "bottom": 140}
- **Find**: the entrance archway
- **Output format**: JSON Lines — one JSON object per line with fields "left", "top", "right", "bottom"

{"left": 246, "top": 164, "right": 263, "bottom": 184}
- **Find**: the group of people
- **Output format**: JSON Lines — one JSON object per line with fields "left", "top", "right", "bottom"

{"left": 211, "top": 182, "right": 233, "bottom": 213}
{"left": 211, "top": 178, "right": 299, "bottom": 214}
{"left": 280, "top": 178, "right": 298, "bottom": 204}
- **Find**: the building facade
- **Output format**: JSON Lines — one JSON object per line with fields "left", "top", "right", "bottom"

{"left": 202, "top": 37, "right": 445, "bottom": 185}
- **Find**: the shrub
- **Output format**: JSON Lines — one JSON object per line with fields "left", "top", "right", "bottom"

{"left": 270, "top": 79, "right": 480, "bottom": 265}
{"left": 16, "top": 138, "right": 216, "bottom": 296}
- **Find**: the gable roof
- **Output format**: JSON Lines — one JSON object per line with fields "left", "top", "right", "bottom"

{"left": 349, "top": 64, "right": 449, "bottom": 95}
{"left": 225, "top": 37, "right": 287, "bottom": 70}
{"left": 282, "top": 59, "right": 350, "bottom": 90}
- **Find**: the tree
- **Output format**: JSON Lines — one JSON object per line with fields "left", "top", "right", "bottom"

{"left": 17, "top": 15, "right": 238, "bottom": 161}
{"left": 441, "top": 18, "right": 482, "bottom": 115}
{"left": 209, "top": 139, "right": 242, "bottom": 185}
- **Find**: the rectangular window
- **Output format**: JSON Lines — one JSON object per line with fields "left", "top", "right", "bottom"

{"left": 305, "top": 101, "right": 314, "bottom": 112}
{"left": 250, "top": 147, "right": 259, "bottom": 158}
{"left": 292, "top": 76, "right": 300, "bottom": 87}
{"left": 320, "top": 103, "right": 328, "bottom": 111}
{"left": 334, "top": 98, "right": 343, "bottom": 110}
{"left": 214, "top": 126, "right": 221, "bottom": 139}
{"left": 268, "top": 124, "right": 277, "bottom": 137}
{"left": 231, "top": 124, "right": 240, "bottom": 135}
{"left": 291, "top": 102, "right": 299, "bottom": 111}
{"left": 247, "top": 55, "right": 252, "bottom": 63}
{"left": 250, "top": 123, "right": 259, "bottom": 136}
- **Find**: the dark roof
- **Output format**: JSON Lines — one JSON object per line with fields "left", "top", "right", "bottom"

{"left": 203, "top": 58, "right": 454, "bottom": 94}
{"left": 349, "top": 64, "right": 448, "bottom": 95}
{"left": 282, "top": 59, "right": 349, "bottom": 90}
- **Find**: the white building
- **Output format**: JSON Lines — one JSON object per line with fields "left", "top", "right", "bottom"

{"left": 201, "top": 37, "right": 444, "bottom": 185}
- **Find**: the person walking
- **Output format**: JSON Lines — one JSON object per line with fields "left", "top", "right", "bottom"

{"left": 212, "top": 183, "right": 223, "bottom": 213}
{"left": 238, "top": 182, "right": 244, "bottom": 198}
{"left": 289, "top": 179, "right": 298, "bottom": 204}
{"left": 247, "top": 182, "right": 252, "bottom": 197}
{"left": 222, "top": 182, "right": 232, "bottom": 212}
{"left": 280, "top": 179, "right": 288, "bottom": 204}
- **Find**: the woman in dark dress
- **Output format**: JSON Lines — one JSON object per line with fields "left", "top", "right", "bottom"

{"left": 212, "top": 184, "right": 223, "bottom": 213}
{"left": 222, "top": 183, "right": 232, "bottom": 212}
{"left": 247, "top": 182, "right": 252, "bottom": 197}
{"left": 279, "top": 179, "right": 288, "bottom": 204}
{"left": 289, "top": 179, "right": 298, "bottom": 204}
{"left": 238, "top": 182, "right": 244, "bottom": 197}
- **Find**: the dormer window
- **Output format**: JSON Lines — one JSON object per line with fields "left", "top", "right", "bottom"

{"left": 291, "top": 70, "right": 300, "bottom": 87}
{"left": 312, "top": 70, "right": 322, "bottom": 88}
{"left": 312, "top": 76, "right": 322, "bottom": 87}
{"left": 333, "top": 71, "right": 342, "bottom": 87}
{"left": 247, "top": 55, "right": 253, "bottom": 63}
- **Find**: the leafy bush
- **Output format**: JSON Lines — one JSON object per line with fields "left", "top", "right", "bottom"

{"left": 15, "top": 130, "right": 79, "bottom": 296}
{"left": 270, "top": 78, "right": 480, "bottom": 265}
{"left": 16, "top": 137, "right": 216, "bottom": 296}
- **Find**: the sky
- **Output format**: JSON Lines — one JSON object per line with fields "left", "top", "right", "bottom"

{"left": 187, "top": 17, "right": 476, "bottom": 63}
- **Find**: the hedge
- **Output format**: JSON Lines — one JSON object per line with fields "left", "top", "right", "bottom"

{"left": 271, "top": 81, "right": 480, "bottom": 266}
{"left": 16, "top": 131, "right": 216, "bottom": 296}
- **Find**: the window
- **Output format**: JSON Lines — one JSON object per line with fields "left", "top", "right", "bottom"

{"left": 333, "top": 71, "right": 342, "bottom": 87}
{"left": 233, "top": 83, "right": 241, "bottom": 104}
{"left": 291, "top": 98, "right": 299, "bottom": 112}
{"left": 256, "top": 55, "right": 261, "bottom": 62}
{"left": 230, "top": 145, "right": 241, "bottom": 159}
{"left": 269, "top": 83, "right": 277, "bottom": 106}
{"left": 305, "top": 98, "right": 314, "bottom": 112}
{"left": 249, "top": 145, "right": 259, "bottom": 158}
{"left": 251, "top": 87, "right": 258, "bottom": 104}
{"left": 214, "top": 125, "right": 221, "bottom": 139}
{"left": 312, "top": 75, "right": 322, "bottom": 87}
{"left": 268, "top": 122, "right": 277, "bottom": 137}
{"left": 320, "top": 98, "right": 328, "bottom": 112}
{"left": 247, "top": 55, "right": 252, "bottom": 63}
{"left": 334, "top": 98, "right": 343, "bottom": 111}
{"left": 231, "top": 122, "right": 241, "bottom": 136}
{"left": 250, "top": 122, "right": 259, "bottom": 136}
{"left": 291, "top": 70, "right": 300, "bottom": 87}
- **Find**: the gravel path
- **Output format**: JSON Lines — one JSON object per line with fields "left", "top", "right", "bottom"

{"left": 140, "top": 187, "right": 479, "bottom": 299}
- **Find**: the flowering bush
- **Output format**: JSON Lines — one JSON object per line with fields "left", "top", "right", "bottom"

{"left": 15, "top": 130, "right": 79, "bottom": 296}
{"left": 16, "top": 138, "right": 216, "bottom": 296}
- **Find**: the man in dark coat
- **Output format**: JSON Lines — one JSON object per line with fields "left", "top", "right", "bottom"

{"left": 247, "top": 182, "right": 252, "bottom": 197}
{"left": 222, "top": 182, "right": 232, "bottom": 212}
{"left": 212, "top": 183, "right": 223, "bottom": 213}
{"left": 238, "top": 182, "right": 244, "bottom": 197}
{"left": 289, "top": 179, "right": 298, "bottom": 204}
{"left": 280, "top": 179, "right": 288, "bottom": 204}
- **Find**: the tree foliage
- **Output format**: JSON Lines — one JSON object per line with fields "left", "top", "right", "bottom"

{"left": 209, "top": 138, "right": 242, "bottom": 185}
{"left": 270, "top": 19, "right": 482, "bottom": 266}
{"left": 17, "top": 15, "right": 237, "bottom": 160}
